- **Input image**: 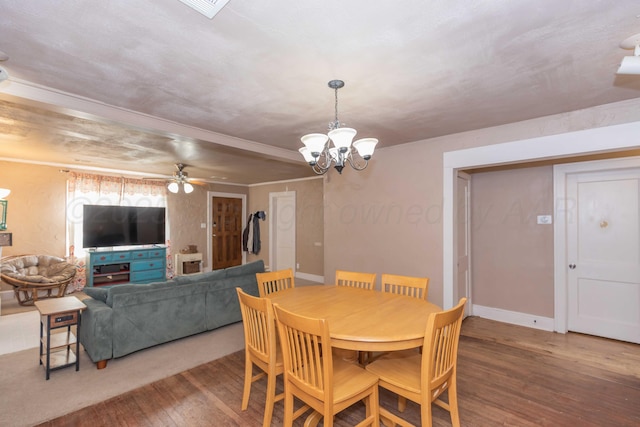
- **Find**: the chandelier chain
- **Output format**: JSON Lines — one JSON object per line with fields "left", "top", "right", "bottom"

{"left": 330, "top": 85, "right": 340, "bottom": 131}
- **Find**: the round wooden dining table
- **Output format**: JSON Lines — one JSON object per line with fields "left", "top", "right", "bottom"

{"left": 266, "top": 285, "right": 442, "bottom": 352}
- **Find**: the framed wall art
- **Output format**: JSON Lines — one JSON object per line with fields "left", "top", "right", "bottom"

{"left": 0, "top": 199, "right": 6, "bottom": 230}
{"left": 0, "top": 232, "right": 11, "bottom": 246}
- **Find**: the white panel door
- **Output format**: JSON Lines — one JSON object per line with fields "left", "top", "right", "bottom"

{"left": 567, "top": 168, "right": 640, "bottom": 343}
{"left": 270, "top": 192, "right": 296, "bottom": 272}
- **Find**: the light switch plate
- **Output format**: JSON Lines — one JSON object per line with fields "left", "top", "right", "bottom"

{"left": 537, "top": 215, "right": 552, "bottom": 225}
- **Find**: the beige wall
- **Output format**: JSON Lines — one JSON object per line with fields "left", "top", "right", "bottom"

{"left": 323, "top": 143, "right": 444, "bottom": 293}
{"left": 470, "top": 166, "right": 554, "bottom": 317}
{"left": 247, "top": 177, "right": 324, "bottom": 276}
{"left": 324, "top": 97, "right": 640, "bottom": 309}
{"left": 0, "top": 162, "right": 68, "bottom": 257}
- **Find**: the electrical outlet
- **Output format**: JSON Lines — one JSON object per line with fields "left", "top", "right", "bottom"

{"left": 296, "top": 263, "right": 300, "bottom": 269}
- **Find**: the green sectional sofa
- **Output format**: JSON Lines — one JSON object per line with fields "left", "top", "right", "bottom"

{"left": 79, "top": 260, "right": 264, "bottom": 368}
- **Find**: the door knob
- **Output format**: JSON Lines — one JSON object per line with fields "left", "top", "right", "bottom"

{"left": 569, "top": 264, "right": 576, "bottom": 269}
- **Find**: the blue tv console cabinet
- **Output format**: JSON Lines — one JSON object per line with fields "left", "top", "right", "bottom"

{"left": 86, "top": 247, "right": 167, "bottom": 287}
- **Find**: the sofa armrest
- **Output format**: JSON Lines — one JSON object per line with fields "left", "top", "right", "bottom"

{"left": 79, "top": 298, "right": 114, "bottom": 365}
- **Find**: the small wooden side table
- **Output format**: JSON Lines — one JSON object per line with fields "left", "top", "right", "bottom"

{"left": 34, "top": 296, "right": 87, "bottom": 380}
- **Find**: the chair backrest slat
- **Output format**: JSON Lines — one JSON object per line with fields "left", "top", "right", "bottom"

{"left": 380, "top": 273, "right": 430, "bottom": 300}
{"left": 256, "top": 268, "right": 295, "bottom": 297}
{"left": 335, "top": 270, "right": 376, "bottom": 290}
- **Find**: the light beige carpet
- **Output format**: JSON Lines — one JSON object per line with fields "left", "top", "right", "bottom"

{"left": 0, "top": 291, "right": 36, "bottom": 316}
{"left": 0, "top": 322, "right": 245, "bottom": 427}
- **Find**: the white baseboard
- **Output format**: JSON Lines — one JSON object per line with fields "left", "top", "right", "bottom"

{"left": 295, "top": 272, "right": 324, "bottom": 283}
{"left": 472, "top": 304, "right": 554, "bottom": 331}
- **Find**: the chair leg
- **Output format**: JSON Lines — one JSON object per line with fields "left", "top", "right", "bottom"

{"left": 241, "top": 356, "right": 253, "bottom": 410}
{"left": 283, "top": 389, "right": 295, "bottom": 427}
{"left": 420, "top": 400, "right": 433, "bottom": 427}
{"left": 262, "top": 370, "right": 277, "bottom": 427}
{"left": 368, "top": 384, "right": 381, "bottom": 427}
{"left": 448, "top": 380, "right": 461, "bottom": 427}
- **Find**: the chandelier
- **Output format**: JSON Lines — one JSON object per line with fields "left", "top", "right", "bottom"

{"left": 298, "top": 80, "right": 378, "bottom": 174}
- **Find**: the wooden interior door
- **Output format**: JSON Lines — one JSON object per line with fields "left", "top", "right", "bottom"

{"left": 211, "top": 197, "right": 242, "bottom": 270}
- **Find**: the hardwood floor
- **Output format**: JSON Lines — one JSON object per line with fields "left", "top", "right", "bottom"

{"left": 37, "top": 317, "right": 640, "bottom": 426}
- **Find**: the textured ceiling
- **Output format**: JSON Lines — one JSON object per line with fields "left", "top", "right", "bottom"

{"left": 1, "top": 0, "right": 640, "bottom": 184}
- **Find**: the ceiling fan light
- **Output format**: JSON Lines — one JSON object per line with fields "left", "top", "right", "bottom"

{"left": 328, "top": 127, "right": 357, "bottom": 151}
{"left": 167, "top": 182, "right": 179, "bottom": 193}
{"left": 178, "top": 0, "right": 229, "bottom": 19}
{"left": 353, "top": 138, "right": 378, "bottom": 159}
{"left": 183, "top": 182, "right": 194, "bottom": 193}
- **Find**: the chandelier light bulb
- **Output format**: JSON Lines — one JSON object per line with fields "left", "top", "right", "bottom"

{"left": 353, "top": 138, "right": 378, "bottom": 160}
{"left": 301, "top": 133, "right": 329, "bottom": 156}
{"left": 328, "top": 127, "right": 357, "bottom": 151}
{"left": 299, "top": 147, "right": 317, "bottom": 164}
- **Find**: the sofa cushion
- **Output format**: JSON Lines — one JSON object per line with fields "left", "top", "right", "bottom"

{"left": 111, "top": 283, "right": 208, "bottom": 358}
{"left": 84, "top": 287, "right": 109, "bottom": 303}
{"left": 174, "top": 269, "right": 225, "bottom": 285}
{"left": 106, "top": 284, "right": 147, "bottom": 307}
{"left": 224, "top": 260, "right": 265, "bottom": 278}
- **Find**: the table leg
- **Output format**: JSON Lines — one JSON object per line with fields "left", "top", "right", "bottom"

{"left": 75, "top": 312, "right": 81, "bottom": 371}
{"left": 45, "top": 317, "right": 51, "bottom": 380}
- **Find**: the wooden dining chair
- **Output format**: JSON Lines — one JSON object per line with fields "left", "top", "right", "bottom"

{"left": 380, "top": 273, "right": 430, "bottom": 300}
{"left": 365, "top": 298, "right": 467, "bottom": 427}
{"left": 236, "top": 288, "right": 284, "bottom": 427}
{"left": 256, "top": 268, "right": 295, "bottom": 297}
{"left": 335, "top": 270, "right": 376, "bottom": 290}
{"left": 273, "top": 303, "right": 381, "bottom": 427}
{"left": 362, "top": 274, "right": 431, "bottom": 365}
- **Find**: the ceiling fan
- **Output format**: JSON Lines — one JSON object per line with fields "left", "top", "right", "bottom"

{"left": 146, "top": 163, "right": 204, "bottom": 194}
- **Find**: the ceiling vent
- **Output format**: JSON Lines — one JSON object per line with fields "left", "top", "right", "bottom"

{"left": 178, "top": 0, "right": 229, "bottom": 19}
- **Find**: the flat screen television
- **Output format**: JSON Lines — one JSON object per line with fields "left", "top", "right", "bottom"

{"left": 82, "top": 205, "right": 166, "bottom": 248}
